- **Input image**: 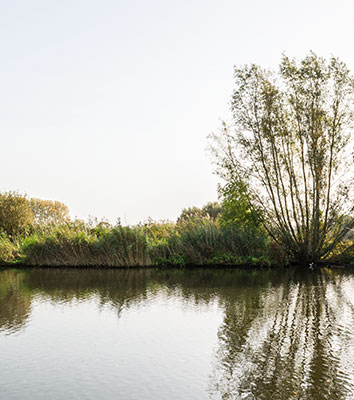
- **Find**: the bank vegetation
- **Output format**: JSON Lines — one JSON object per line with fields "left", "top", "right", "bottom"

{"left": 0, "top": 191, "right": 353, "bottom": 268}
{"left": 3, "top": 53, "right": 354, "bottom": 267}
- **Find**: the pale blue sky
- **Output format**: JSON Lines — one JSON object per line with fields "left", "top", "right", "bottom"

{"left": 1, "top": 0, "right": 354, "bottom": 224}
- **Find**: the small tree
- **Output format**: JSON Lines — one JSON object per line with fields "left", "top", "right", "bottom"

{"left": 218, "top": 180, "right": 262, "bottom": 230}
{"left": 0, "top": 192, "right": 34, "bottom": 236}
{"left": 30, "top": 198, "right": 70, "bottom": 226}
{"left": 177, "top": 202, "right": 223, "bottom": 223}
{"left": 210, "top": 53, "right": 354, "bottom": 264}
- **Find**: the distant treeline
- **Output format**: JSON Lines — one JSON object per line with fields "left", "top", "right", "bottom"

{"left": 0, "top": 191, "right": 353, "bottom": 267}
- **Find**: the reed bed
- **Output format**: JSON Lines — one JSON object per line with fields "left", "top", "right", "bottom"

{"left": 0, "top": 219, "right": 271, "bottom": 267}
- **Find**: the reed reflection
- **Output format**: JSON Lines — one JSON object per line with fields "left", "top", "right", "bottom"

{"left": 0, "top": 268, "right": 281, "bottom": 333}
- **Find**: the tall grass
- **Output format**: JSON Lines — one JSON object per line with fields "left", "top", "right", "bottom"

{"left": 149, "top": 218, "right": 270, "bottom": 266}
{"left": 0, "top": 216, "right": 272, "bottom": 267}
{"left": 20, "top": 224, "right": 151, "bottom": 267}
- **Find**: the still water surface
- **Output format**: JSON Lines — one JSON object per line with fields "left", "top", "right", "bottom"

{"left": 0, "top": 267, "right": 353, "bottom": 400}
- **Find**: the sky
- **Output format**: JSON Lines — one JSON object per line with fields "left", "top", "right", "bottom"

{"left": 1, "top": 0, "right": 354, "bottom": 224}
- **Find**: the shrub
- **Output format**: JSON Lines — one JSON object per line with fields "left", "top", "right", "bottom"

{"left": 0, "top": 233, "right": 18, "bottom": 264}
{"left": 0, "top": 192, "right": 33, "bottom": 236}
{"left": 30, "top": 198, "right": 70, "bottom": 226}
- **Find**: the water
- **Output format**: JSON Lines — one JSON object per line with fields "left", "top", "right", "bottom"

{"left": 0, "top": 267, "right": 353, "bottom": 400}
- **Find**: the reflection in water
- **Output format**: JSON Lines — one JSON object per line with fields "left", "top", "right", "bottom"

{"left": 209, "top": 269, "right": 354, "bottom": 400}
{"left": 0, "top": 270, "right": 31, "bottom": 335}
{"left": 0, "top": 267, "right": 353, "bottom": 400}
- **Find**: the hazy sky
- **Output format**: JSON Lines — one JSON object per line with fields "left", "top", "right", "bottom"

{"left": 1, "top": 0, "right": 354, "bottom": 224}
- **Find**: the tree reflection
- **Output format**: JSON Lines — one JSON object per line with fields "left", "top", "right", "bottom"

{"left": 0, "top": 267, "right": 282, "bottom": 332}
{"left": 0, "top": 270, "right": 32, "bottom": 335}
{"left": 1, "top": 267, "right": 354, "bottom": 400}
{"left": 209, "top": 269, "right": 354, "bottom": 400}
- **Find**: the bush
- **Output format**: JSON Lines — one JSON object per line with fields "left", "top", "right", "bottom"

{"left": 0, "top": 233, "right": 18, "bottom": 264}
{"left": 0, "top": 192, "right": 33, "bottom": 237}
{"left": 177, "top": 202, "right": 223, "bottom": 224}
{"left": 30, "top": 198, "right": 70, "bottom": 226}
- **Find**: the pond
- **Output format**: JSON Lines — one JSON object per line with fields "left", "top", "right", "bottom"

{"left": 0, "top": 267, "right": 353, "bottom": 400}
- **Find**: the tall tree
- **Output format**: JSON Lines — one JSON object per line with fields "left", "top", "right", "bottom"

{"left": 210, "top": 53, "right": 354, "bottom": 264}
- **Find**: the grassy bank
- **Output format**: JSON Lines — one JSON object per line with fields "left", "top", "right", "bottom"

{"left": 0, "top": 218, "right": 274, "bottom": 268}
{"left": 1, "top": 192, "right": 353, "bottom": 268}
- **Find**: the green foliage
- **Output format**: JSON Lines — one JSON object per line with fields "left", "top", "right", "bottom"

{"left": 9, "top": 215, "right": 272, "bottom": 267}
{"left": 0, "top": 192, "right": 33, "bottom": 237}
{"left": 219, "top": 180, "right": 262, "bottom": 230}
{"left": 20, "top": 224, "right": 151, "bottom": 267}
{"left": 30, "top": 198, "right": 70, "bottom": 226}
{"left": 0, "top": 233, "right": 18, "bottom": 264}
{"left": 151, "top": 216, "right": 269, "bottom": 266}
{"left": 141, "top": 220, "right": 176, "bottom": 246}
{"left": 177, "top": 202, "right": 223, "bottom": 223}
{"left": 200, "top": 202, "right": 223, "bottom": 221}
{"left": 0, "top": 193, "right": 277, "bottom": 267}
{"left": 325, "top": 240, "right": 354, "bottom": 264}
{"left": 210, "top": 53, "right": 354, "bottom": 264}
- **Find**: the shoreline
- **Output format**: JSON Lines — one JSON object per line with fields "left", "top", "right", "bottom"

{"left": 1, "top": 262, "right": 354, "bottom": 270}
